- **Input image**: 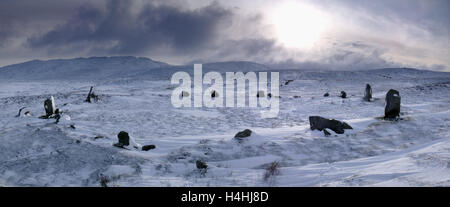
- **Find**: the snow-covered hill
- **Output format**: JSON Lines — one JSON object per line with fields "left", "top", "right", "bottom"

{"left": 0, "top": 57, "right": 275, "bottom": 81}
{"left": 0, "top": 57, "right": 449, "bottom": 186}
{"left": 0, "top": 56, "right": 169, "bottom": 80}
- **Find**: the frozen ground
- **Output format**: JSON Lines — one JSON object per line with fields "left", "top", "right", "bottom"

{"left": 0, "top": 57, "right": 449, "bottom": 186}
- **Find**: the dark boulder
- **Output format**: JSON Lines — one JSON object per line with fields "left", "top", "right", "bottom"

{"left": 234, "top": 129, "right": 252, "bottom": 139}
{"left": 114, "top": 131, "right": 130, "bottom": 148}
{"left": 142, "top": 145, "right": 156, "bottom": 151}
{"left": 324, "top": 92, "right": 329, "bottom": 97}
{"left": 309, "top": 116, "right": 353, "bottom": 134}
{"left": 384, "top": 89, "right": 401, "bottom": 119}
{"left": 196, "top": 160, "right": 208, "bottom": 169}
{"left": 363, "top": 84, "right": 372, "bottom": 102}
{"left": 340, "top": 91, "right": 347, "bottom": 99}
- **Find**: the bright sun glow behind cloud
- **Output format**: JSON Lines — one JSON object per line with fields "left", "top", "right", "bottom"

{"left": 271, "top": 2, "right": 330, "bottom": 49}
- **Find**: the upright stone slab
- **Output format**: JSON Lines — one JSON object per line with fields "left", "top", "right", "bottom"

{"left": 384, "top": 89, "right": 401, "bottom": 119}
{"left": 44, "top": 96, "right": 55, "bottom": 117}
{"left": 363, "top": 84, "right": 372, "bottom": 102}
{"left": 115, "top": 131, "right": 130, "bottom": 147}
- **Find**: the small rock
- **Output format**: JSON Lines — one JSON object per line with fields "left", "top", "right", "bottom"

{"left": 234, "top": 129, "right": 252, "bottom": 139}
{"left": 323, "top": 129, "right": 331, "bottom": 136}
{"left": 94, "top": 135, "right": 104, "bottom": 139}
{"left": 196, "top": 160, "right": 208, "bottom": 169}
{"left": 324, "top": 92, "right": 329, "bottom": 97}
{"left": 142, "top": 145, "right": 156, "bottom": 151}
{"left": 340, "top": 91, "right": 347, "bottom": 98}
{"left": 85, "top": 86, "right": 99, "bottom": 103}
{"left": 70, "top": 125, "right": 76, "bottom": 129}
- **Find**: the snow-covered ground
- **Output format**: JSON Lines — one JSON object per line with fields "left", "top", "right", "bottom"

{"left": 0, "top": 57, "right": 449, "bottom": 186}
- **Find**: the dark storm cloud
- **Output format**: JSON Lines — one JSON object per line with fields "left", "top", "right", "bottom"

{"left": 0, "top": 0, "right": 92, "bottom": 42}
{"left": 27, "top": 0, "right": 234, "bottom": 55}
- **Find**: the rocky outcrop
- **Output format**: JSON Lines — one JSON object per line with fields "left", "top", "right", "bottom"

{"left": 309, "top": 116, "right": 353, "bottom": 134}
{"left": 234, "top": 129, "right": 252, "bottom": 139}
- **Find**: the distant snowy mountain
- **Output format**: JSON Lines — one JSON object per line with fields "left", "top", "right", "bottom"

{"left": 0, "top": 56, "right": 169, "bottom": 80}
{"left": 0, "top": 57, "right": 275, "bottom": 81}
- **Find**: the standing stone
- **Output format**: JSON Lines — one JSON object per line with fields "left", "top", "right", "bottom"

{"left": 86, "top": 86, "right": 94, "bottom": 103}
{"left": 44, "top": 96, "right": 55, "bottom": 117}
{"left": 363, "top": 84, "right": 372, "bottom": 102}
{"left": 114, "top": 131, "right": 130, "bottom": 147}
{"left": 384, "top": 89, "right": 401, "bottom": 119}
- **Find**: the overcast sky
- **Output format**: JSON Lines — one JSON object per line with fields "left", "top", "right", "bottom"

{"left": 0, "top": 0, "right": 448, "bottom": 71}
